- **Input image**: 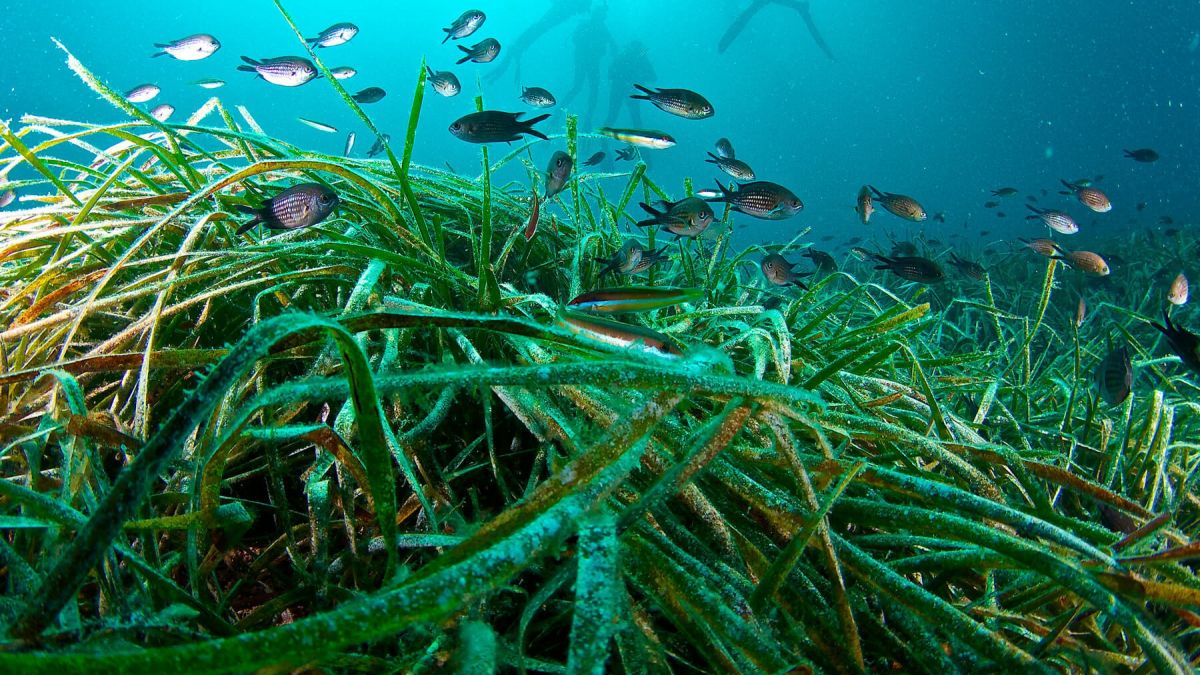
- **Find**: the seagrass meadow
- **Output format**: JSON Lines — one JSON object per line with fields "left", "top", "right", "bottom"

{"left": 2, "top": 12, "right": 1200, "bottom": 675}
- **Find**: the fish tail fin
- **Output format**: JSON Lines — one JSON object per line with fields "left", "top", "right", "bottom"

{"left": 630, "top": 84, "right": 654, "bottom": 100}
{"left": 456, "top": 44, "right": 471, "bottom": 53}
{"left": 234, "top": 205, "right": 264, "bottom": 234}
{"left": 1025, "top": 203, "right": 1042, "bottom": 215}
{"left": 704, "top": 152, "right": 720, "bottom": 165}
{"left": 868, "top": 185, "right": 885, "bottom": 199}
{"left": 153, "top": 42, "right": 171, "bottom": 48}
{"left": 705, "top": 179, "right": 730, "bottom": 202}
{"left": 455, "top": 55, "right": 471, "bottom": 65}
{"left": 150, "top": 50, "right": 167, "bottom": 58}
{"left": 305, "top": 36, "right": 318, "bottom": 44}
{"left": 1122, "top": 149, "right": 1132, "bottom": 158}
{"left": 521, "top": 114, "right": 551, "bottom": 140}
{"left": 240, "top": 55, "right": 259, "bottom": 66}
{"left": 1059, "top": 178, "right": 1075, "bottom": 190}
{"left": 236, "top": 65, "right": 258, "bottom": 73}
{"left": 426, "top": 65, "right": 435, "bottom": 77}
{"left": 636, "top": 201, "right": 663, "bottom": 227}
{"left": 441, "top": 27, "right": 453, "bottom": 44}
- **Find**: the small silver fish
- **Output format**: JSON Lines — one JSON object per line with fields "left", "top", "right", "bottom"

{"left": 705, "top": 152, "right": 755, "bottom": 180}
{"left": 520, "top": 86, "right": 557, "bottom": 108}
{"left": 298, "top": 117, "right": 338, "bottom": 133}
{"left": 193, "top": 78, "right": 225, "bottom": 89}
{"left": 152, "top": 34, "right": 221, "bottom": 61}
{"left": 456, "top": 38, "right": 501, "bottom": 65}
{"left": 442, "top": 9, "right": 486, "bottom": 43}
{"left": 367, "top": 134, "right": 391, "bottom": 158}
{"left": 544, "top": 150, "right": 572, "bottom": 199}
{"left": 306, "top": 22, "right": 358, "bottom": 48}
{"left": 426, "top": 66, "right": 461, "bottom": 97}
{"left": 714, "top": 137, "right": 736, "bottom": 159}
{"left": 344, "top": 131, "right": 356, "bottom": 157}
{"left": 0, "top": 189, "right": 15, "bottom": 208}
{"left": 150, "top": 104, "right": 175, "bottom": 122}
{"left": 329, "top": 66, "right": 357, "bottom": 80}
{"left": 238, "top": 56, "right": 319, "bottom": 87}
{"left": 124, "top": 84, "right": 160, "bottom": 103}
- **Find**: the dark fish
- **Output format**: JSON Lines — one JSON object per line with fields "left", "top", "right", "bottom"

{"left": 868, "top": 185, "right": 927, "bottom": 221}
{"left": 933, "top": 212, "right": 946, "bottom": 223}
{"left": 426, "top": 67, "right": 461, "bottom": 97}
{"left": 352, "top": 87, "right": 387, "bottom": 104}
{"left": 306, "top": 22, "right": 358, "bottom": 48}
{"left": 704, "top": 179, "right": 802, "bottom": 220}
{"left": 984, "top": 201, "right": 999, "bottom": 209}
{"left": 1164, "top": 227, "right": 1179, "bottom": 236}
{"left": 948, "top": 252, "right": 986, "bottom": 280}
{"left": 1159, "top": 215, "right": 1175, "bottom": 225}
{"left": 442, "top": 9, "right": 486, "bottom": 43}
{"left": 1059, "top": 179, "right": 1111, "bottom": 213}
{"left": 1096, "top": 346, "right": 1133, "bottom": 406}
{"left": 1136, "top": 202, "right": 1147, "bottom": 212}
{"left": 979, "top": 230, "right": 989, "bottom": 237}
{"left": 1026, "top": 204, "right": 1078, "bottom": 234}
{"left": 449, "top": 111, "right": 550, "bottom": 143}
{"left": 1027, "top": 195, "right": 1038, "bottom": 203}
{"left": 761, "top": 253, "right": 810, "bottom": 288}
{"left": 802, "top": 248, "right": 837, "bottom": 272}
{"left": 891, "top": 241, "right": 918, "bottom": 257}
{"left": 996, "top": 211, "right": 1006, "bottom": 218}
{"left": 456, "top": 38, "right": 501, "bottom": 64}
{"left": 583, "top": 151, "right": 605, "bottom": 167}
{"left": 1052, "top": 249, "right": 1111, "bottom": 276}
{"left": 872, "top": 254, "right": 945, "bottom": 283}
{"left": 238, "top": 56, "right": 319, "bottom": 87}
{"left": 615, "top": 146, "right": 638, "bottom": 161}
{"left": 636, "top": 197, "right": 715, "bottom": 238}
{"left": 991, "top": 187, "right": 1018, "bottom": 197}
{"left": 236, "top": 183, "right": 338, "bottom": 235}
{"left": 544, "top": 150, "right": 573, "bottom": 199}
{"left": 705, "top": 152, "right": 755, "bottom": 180}
{"left": 1123, "top": 148, "right": 1159, "bottom": 163}
{"left": 630, "top": 84, "right": 714, "bottom": 119}
{"left": 520, "top": 86, "right": 557, "bottom": 108}
{"left": 855, "top": 186, "right": 874, "bottom": 224}
{"left": 367, "top": 134, "right": 391, "bottom": 158}
{"left": 627, "top": 245, "right": 670, "bottom": 274}
{"left": 1150, "top": 311, "right": 1200, "bottom": 373}
{"left": 152, "top": 34, "right": 221, "bottom": 60}
{"left": 715, "top": 137, "right": 736, "bottom": 159}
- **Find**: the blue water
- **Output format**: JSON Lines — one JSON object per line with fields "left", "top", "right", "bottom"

{"left": 3, "top": 1, "right": 1198, "bottom": 248}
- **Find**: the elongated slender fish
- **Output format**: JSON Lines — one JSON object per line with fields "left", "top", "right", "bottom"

{"left": 124, "top": 84, "right": 160, "bottom": 103}
{"left": 523, "top": 186, "right": 539, "bottom": 241}
{"left": 597, "top": 127, "right": 675, "bottom": 149}
{"left": 426, "top": 67, "right": 461, "bottom": 97}
{"left": 344, "top": 132, "right": 356, "bottom": 157}
{"left": 456, "top": 38, "right": 501, "bottom": 64}
{"left": 442, "top": 9, "right": 486, "bottom": 43}
{"left": 193, "top": 79, "right": 225, "bottom": 89}
{"left": 298, "top": 117, "right": 338, "bottom": 133}
{"left": 568, "top": 286, "right": 703, "bottom": 313}
{"left": 306, "top": 22, "right": 358, "bottom": 48}
{"left": 868, "top": 185, "right": 926, "bottom": 222}
{"left": 556, "top": 309, "right": 681, "bottom": 357}
{"left": 630, "top": 84, "right": 714, "bottom": 119}
{"left": 238, "top": 56, "right": 319, "bottom": 87}
{"left": 449, "top": 111, "right": 550, "bottom": 143}
{"left": 705, "top": 179, "right": 802, "bottom": 220}
{"left": 152, "top": 34, "right": 221, "bottom": 61}
{"left": 1076, "top": 295, "right": 1087, "bottom": 328}
{"left": 1025, "top": 204, "right": 1078, "bottom": 234}
{"left": 636, "top": 197, "right": 714, "bottom": 238}
{"left": 236, "top": 183, "right": 339, "bottom": 235}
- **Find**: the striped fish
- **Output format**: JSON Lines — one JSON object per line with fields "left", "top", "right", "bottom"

{"left": 556, "top": 310, "right": 682, "bottom": 357}
{"left": 1168, "top": 273, "right": 1189, "bottom": 306}
{"left": 567, "top": 286, "right": 703, "bottom": 313}
{"left": 630, "top": 85, "right": 714, "bottom": 119}
{"left": 238, "top": 56, "right": 319, "bottom": 87}
{"left": 855, "top": 186, "right": 875, "bottom": 224}
{"left": 1052, "top": 250, "right": 1110, "bottom": 276}
{"left": 426, "top": 65, "right": 460, "bottom": 95}
{"left": 1060, "top": 179, "right": 1112, "bottom": 213}
{"left": 1019, "top": 238, "right": 1062, "bottom": 257}
{"left": 872, "top": 254, "right": 945, "bottom": 283}
{"left": 705, "top": 152, "right": 755, "bottom": 180}
{"left": 705, "top": 179, "right": 802, "bottom": 220}
{"left": 636, "top": 197, "right": 714, "bottom": 238}
{"left": 1025, "top": 204, "right": 1078, "bottom": 234}
{"left": 236, "top": 183, "right": 339, "bottom": 235}
{"left": 948, "top": 253, "right": 986, "bottom": 280}
{"left": 598, "top": 127, "right": 676, "bottom": 149}
{"left": 1095, "top": 346, "right": 1132, "bottom": 406}
{"left": 761, "top": 253, "right": 810, "bottom": 288}
{"left": 868, "top": 185, "right": 927, "bottom": 222}
{"left": 1150, "top": 311, "right": 1200, "bottom": 373}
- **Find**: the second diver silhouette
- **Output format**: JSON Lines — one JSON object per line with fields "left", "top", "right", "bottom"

{"left": 718, "top": 0, "right": 835, "bottom": 60}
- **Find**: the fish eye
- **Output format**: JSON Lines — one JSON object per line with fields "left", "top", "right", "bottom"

{"left": 450, "top": 122, "right": 461, "bottom": 131}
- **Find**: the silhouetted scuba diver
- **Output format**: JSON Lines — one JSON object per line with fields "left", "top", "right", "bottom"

{"left": 485, "top": 0, "right": 591, "bottom": 84}
{"left": 558, "top": 3, "right": 618, "bottom": 125}
{"left": 718, "top": 0, "right": 835, "bottom": 60}
{"left": 605, "top": 40, "right": 657, "bottom": 127}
